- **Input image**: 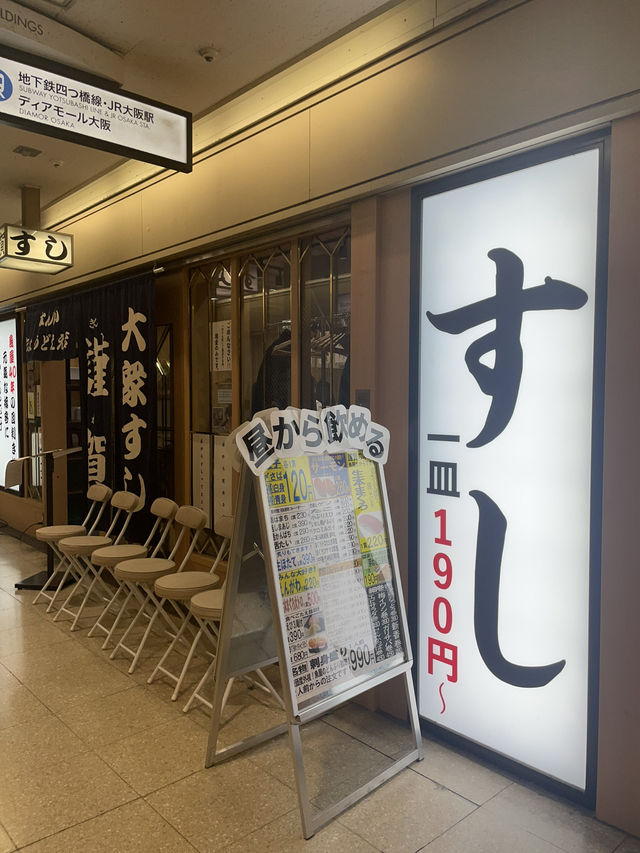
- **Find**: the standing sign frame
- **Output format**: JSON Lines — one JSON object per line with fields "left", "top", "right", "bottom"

{"left": 206, "top": 442, "right": 422, "bottom": 839}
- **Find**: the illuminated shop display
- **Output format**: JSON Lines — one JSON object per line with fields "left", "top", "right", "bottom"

{"left": 414, "top": 143, "right": 606, "bottom": 793}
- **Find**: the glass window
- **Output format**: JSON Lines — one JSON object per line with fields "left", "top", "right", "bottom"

{"left": 190, "top": 263, "right": 232, "bottom": 433}
{"left": 240, "top": 247, "right": 291, "bottom": 419}
{"left": 300, "top": 228, "right": 351, "bottom": 408}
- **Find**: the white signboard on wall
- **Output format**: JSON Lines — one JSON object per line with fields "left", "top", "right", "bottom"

{"left": 0, "top": 317, "right": 20, "bottom": 490}
{"left": 416, "top": 147, "right": 602, "bottom": 791}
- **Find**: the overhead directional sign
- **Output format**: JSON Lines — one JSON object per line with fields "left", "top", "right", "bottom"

{"left": 0, "top": 45, "right": 191, "bottom": 172}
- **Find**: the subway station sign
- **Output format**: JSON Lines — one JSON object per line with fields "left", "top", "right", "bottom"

{"left": 413, "top": 142, "right": 606, "bottom": 794}
{"left": 0, "top": 45, "right": 191, "bottom": 171}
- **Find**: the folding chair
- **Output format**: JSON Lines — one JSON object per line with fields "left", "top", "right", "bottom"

{"left": 145, "top": 517, "right": 230, "bottom": 699}
{"left": 146, "top": 435, "right": 234, "bottom": 699}
{"left": 87, "top": 498, "right": 178, "bottom": 647}
{"left": 54, "top": 490, "right": 142, "bottom": 631}
{"left": 108, "top": 505, "right": 208, "bottom": 674}
{"left": 182, "top": 585, "right": 284, "bottom": 714}
{"left": 33, "top": 483, "right": 112, "bottom": 612}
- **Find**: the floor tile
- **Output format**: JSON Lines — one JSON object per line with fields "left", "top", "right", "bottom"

{"left": 617, "top": 837, "right": 640, "bottom": 853}
{"left": 0, "top": 683, "right": 50, "bottom": 731}
{"left": 17, "top": 656, "right": 133, "bottom": 713}
{"left": 249, "top": 718, "right": 393, "bottom": 809}
{"left": 0, "top": 821, "right": 14, "bottom": 853}
{"left": 337, "top": 766, "right": 475, "bottom": 853}
{"left": 0, "top": 590, "right": 24, "bottom": 612}
{"left": 206, "top": 690, "right": 287, "bottom": 745}
{"left": 0, "top": 751, "right": 136, "bottom": 848}
{"left": 18, "top": 799, "right": 197, "bottom": 852}
{"left": 225, "top": 807, "right": 381, "bottom": 852}
{"left": 0, "top": 714, "right": 86, "bottom": 774}
{"left": 56, "top": 684, "right": 178, "bottom": 748}
{"left": 146, "top": 754, "right": 294, "bottom": 852}
{"left": 421, "top": 803, "right": 567, "bottom": 852}
{"left": 95, "top": 715, "right": 207, "bottom": 796}
{"left": 0, "top": 634, "right": 89, "bottom": 682}
{"left": 481, "top": 784, "right": 625, "bottom": 853}
{"left": 0, "top": 664, "right": 20, "bottom": 690}
{"left": 413, "top": 737, "right": 512, "bottom": 805}
{"left": 323, "top": 701, "right": 418, "bottom": 759}
{"left": 0, "top": 605, "right": 44, "bottom": 635}
{"left": 0, "top": 618, "right": 71, "bottom": 663}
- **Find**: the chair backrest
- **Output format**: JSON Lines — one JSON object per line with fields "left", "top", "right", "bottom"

{"left": 145, "top": 498, "right": 179, "bottom": 557}
{"left": 104, "top": 490, "right": 144, "bottom": 545}
{"left": 167, "top": 505, "right": 208, "bottom": 572}
{"left": 84, "top": 483, "right": 113, "bottom": 534}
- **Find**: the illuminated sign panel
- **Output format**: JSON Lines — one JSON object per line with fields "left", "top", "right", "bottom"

{"left": 0, "top": 46, "right": 191, "bottom": 172}
{"left": 0, "top": 316, "right": 20, "bottom": 490}
{"left": 0, "top": 223, "right": 73, "bottom": 273}
{"left": 415, "top": 147, "right": 603, "bottom": 791}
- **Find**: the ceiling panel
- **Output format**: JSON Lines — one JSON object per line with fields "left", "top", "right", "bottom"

{"left": 0, "top": 0, "right": 402, "bottom": 224}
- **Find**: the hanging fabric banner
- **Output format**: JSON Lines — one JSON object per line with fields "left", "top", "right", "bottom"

{"left": 80, "top": 285, "right": 113, "bottom": 488}
{"left": 114, "top": 275, "right": 155, "bottom": 513}
{"left": 23, "top": 294, "right": 80, "bottom": 361}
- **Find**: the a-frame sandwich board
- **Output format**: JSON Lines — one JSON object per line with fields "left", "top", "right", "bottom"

{"left": 205, "top": 449, "right": 422, "bottom": 839}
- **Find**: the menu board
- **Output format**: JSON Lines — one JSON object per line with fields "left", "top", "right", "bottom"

{"left": 259, "top": 450, "right": 406, "bottom": 713}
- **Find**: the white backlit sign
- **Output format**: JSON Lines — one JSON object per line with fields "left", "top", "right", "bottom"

{"left": 0, "top": 223, "right": 72, "bottom": 273}
{"left": 416, "top": 148, "right": 601, "bottom": 790}
{"left": 0, "top": 47, "right": 191, "bottom": 171}
{"left": 0, "top": 316, "right": 20, "bottom": 490}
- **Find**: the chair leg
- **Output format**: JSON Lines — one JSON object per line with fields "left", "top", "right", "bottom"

{"left": 53, "top": 555, "right": 90, "bottom": 623}
{"left": 88, "top": 581, "right": 130, "bottom": 644}
{"left": 251, "top": 668, "right": 285, "bottom": 709}
{"left": 69, "top": 562, "right": 104, "bottom": 631}
{"left": 111, "top": 587, "right": 180, "bottom": 674}
{"left": 100, "top": 588, "right": 134, "bottom": 650}
{"left": 32, "top": 551, "right": 66, "bottom": 607}
{"left": 147, "top": 609, "right": 193, "bottom": 688}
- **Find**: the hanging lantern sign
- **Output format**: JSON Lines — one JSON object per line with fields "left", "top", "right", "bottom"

{"left": 0, "top": 224, "right": 73, "bottom": 274}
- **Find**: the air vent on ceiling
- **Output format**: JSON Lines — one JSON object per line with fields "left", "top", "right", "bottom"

{"left": 39, "top": 0, "right": 75, "bottom": 7}
{"left": 13, "top": 145, "right": 42, "bottom": 158}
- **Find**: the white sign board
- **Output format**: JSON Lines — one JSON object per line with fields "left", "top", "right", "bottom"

{"left": 416, "top": 148, "right": 601, "bottom": 790}
{"left": 0, "top": 317, "right": 20, "bottom": 491}
{"left": 211, "top": 320, "right": 232, "bottom": 372}
{"left": 0, "top": 47, "right": 191, "bottom": 171}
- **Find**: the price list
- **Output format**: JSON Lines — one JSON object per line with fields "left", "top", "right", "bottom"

{"left": 262, "top": 452, "right": 405, "bottom": 709}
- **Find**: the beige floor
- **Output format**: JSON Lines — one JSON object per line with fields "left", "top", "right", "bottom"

{"left": 0, "top": 535, "right": 638, "bottom": 853}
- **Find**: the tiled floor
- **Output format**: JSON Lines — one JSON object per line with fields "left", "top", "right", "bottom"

{"left": 0, "top": 534, "right": 638, "bottom": 852}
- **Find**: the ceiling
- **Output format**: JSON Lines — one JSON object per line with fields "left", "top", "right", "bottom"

{"left": 0, "top": 0, "right": 402, "bottom": 225}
